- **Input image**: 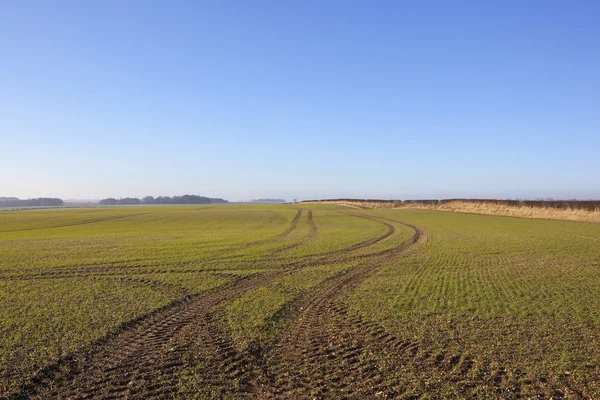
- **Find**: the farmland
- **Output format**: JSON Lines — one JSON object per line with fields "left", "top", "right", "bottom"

{"left": 1, "top": 204, "right": 600, "bottom": 398}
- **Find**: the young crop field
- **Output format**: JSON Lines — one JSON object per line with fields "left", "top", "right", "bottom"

{"left": 1, "top": 204, "right": 600, "bottom": 399}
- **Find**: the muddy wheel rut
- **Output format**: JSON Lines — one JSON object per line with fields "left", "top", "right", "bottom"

{"left": 20, "top": 273, "right": 276, "bottom": 399}
{"left": 14, "top": 211, "right": 425, "bottom": 399}
{"left": 254, "top": 216, "right": 426, "bottom": 398}
{"left": 269, "top": 209, "right": 318, "bottom": 257}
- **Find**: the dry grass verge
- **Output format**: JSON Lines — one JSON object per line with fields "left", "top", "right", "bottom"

{"left": 305, "top": 200, "right": 600, "bottom": 223}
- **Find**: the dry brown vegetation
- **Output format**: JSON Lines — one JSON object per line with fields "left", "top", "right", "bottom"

{"left": 305, "top": 200, "right": 600, "bottom": 222}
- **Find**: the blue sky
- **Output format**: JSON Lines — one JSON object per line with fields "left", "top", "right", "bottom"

{"left": 1, "top": 1, "right": 599, "bottom": 201}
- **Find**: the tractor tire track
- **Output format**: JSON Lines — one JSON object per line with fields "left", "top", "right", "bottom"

{"left": 260, "top": 215, "right": 426, "bottom": 398}
{"left": 269, "top": 210, "right": 318, "bottom": 257}
{"left": 0, "top": 210, "right": 388, "bottom": 283}
{"left": 17, "top": 273, "right": 285, "bottom": 400}
{"left": 197, "top": 209, "right": 304, "bottom": 261}
{"left": 323, "top": 213, "right": 396, "bottom": 258}
{"left": 0, "top": 213, "right": 144, "bottom": 234}
{"left": 0, "top": 211, "right": 306, "bottom": 282}
{"left": 11, "top": 211, "right": 407, "bottom": 399}
{"left": 242, "top": 208, "right": 303, "bottom": 245}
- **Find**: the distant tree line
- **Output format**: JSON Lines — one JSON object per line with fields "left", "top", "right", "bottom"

{"left": 0, "top": 197, "right": 65, "bottom": 207}
{"left": 248, "top": 198, "right": 286, "bottom": 203}
{"left": 99, "top": 194, "right": 228, "bottom": 206}
{"left": 303, "top": 198, "right": 600, "bottom": 212}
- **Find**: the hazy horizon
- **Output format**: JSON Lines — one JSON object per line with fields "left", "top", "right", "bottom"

{"left": 4, "top": 193, "right": 600, "bottom": 204}
{"left": 2, "top": 1, "right": 599, "bottom": 201}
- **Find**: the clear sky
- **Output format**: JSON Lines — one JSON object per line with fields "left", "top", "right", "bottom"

{"left": 2, "top": 1, "right": 599, "bottom": 201}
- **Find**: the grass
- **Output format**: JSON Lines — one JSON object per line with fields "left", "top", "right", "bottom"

{"left": 2, "top": 204, "right": 600, "bottom": 397}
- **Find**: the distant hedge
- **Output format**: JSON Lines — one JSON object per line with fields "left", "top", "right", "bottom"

{"left": 302, "top": 199, "right": 600, "bottom": 212}
{"left": 439, "top": 199, "right": 600, "bottom": 211}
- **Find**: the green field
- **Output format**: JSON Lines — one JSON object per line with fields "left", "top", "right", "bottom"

{"left": 1, "top": 204, "right": 600, "bottom": 398}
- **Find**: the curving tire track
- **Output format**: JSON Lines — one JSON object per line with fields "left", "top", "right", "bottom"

{"left": 259, "top": 215, "right": 426, "bottom": 398}
{"left": 227, "top": 209, "right": 303, "bottom": 253}
{"left": 0, "top": 210, "right": 388, "bottom": 283}
{"left": 0, "top": 210, "right": 306, "bottom": 283}
{"left": 18, "top": 273, "right": 282, "bottom": 399}
{"left": 269, "top": 209, "right": 318, "bottom": 257}
{"left": 5, "top": 208, "right": 306, "bottom": 280}
{"left": 322, "top": 212, "right": 397, "bottom": 258}
{"left": 11, "top": 210, "right": 413, "bottom": 399}
{"left": 0, "top": 213, "right": 143, "bottom": 234}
